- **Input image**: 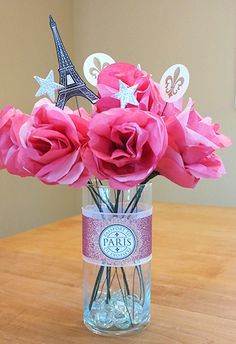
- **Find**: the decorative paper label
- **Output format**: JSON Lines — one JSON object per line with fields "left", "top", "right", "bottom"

{"left": 99, "top": 224, "right": 136, "bottom": 260}
{"left": 82, "top": 209, "right": 152, "bottom": 267}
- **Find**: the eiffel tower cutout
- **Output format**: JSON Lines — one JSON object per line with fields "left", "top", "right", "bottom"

{"left": 49, "top": 15, "right": 99, "bottom": 109}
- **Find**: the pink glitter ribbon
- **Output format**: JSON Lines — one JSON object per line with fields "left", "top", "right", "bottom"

{"left": 82, "top": 208, "right": 152, "bottom": 267}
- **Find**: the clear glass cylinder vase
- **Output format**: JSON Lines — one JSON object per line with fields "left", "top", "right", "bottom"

{"left": 82, "top": 182, "right": 152, "bottom": 336}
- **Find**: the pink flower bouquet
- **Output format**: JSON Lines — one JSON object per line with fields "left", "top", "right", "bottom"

{"left": 0, "top": 62, "right": 231, "bottom": 190}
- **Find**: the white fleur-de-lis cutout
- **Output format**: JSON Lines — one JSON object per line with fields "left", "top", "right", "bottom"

{"left": 83, "top": 53, "right": 115, "bottom": 86}
{"left": 159, "top": 64, "right": 190, "bottom": 103}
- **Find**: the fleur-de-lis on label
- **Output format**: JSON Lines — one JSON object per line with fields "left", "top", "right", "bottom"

{"left": 89, "top": 57, "right": 110, "bottom": 80}
{"left": 165, "top": 67, "right": 184, "bottom": 98}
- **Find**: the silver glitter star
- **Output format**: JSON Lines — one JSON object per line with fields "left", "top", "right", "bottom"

{"left": 34, "top": 70, "right": 63, "bottom": 102}
{"left": 113, "top": 80, "right": 139, "bottom": 108}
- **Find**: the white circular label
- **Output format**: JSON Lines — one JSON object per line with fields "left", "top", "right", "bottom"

{"left": 83, "top": 52, "right": 115, "bottom": 86}
{"left": 99, "top": 224, "right": 136, "bottom": 260}
{"left": 159, "top": 64, "right": 190, "bottom": 103}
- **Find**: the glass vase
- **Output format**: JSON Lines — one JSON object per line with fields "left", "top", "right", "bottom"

{"left": 82, "top": 182, "right": 152, "bottom": 336}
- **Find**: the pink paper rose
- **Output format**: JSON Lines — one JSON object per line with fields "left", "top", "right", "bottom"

{"left": 95, "top": 62, "right": 160, "bottom": 113}
{"left": 157, "top": 99, "right": 231, "bottom": 188}
{"left": 84, "top": 107, "right": 168, "bottom": 189}
{"left": 95, "top": 62, "right": 182, "bottom": 118}
{"left": 0, "top": 105, "right": 29, "bottom": 175}
{"left": 16, "top": 99, "right": 91, "bottom": 187}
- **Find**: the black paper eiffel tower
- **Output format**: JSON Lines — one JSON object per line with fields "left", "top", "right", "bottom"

{"left": 49, "top": 15, "right": 99, "bottom": 109}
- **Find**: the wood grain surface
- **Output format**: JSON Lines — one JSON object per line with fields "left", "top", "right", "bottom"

{"left": 0, "top": 202, "right": 236, "bottom": 344}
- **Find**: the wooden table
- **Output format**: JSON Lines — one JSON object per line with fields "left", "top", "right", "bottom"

{"left": 0, "top": 203, "right": 236, "bottom": 344}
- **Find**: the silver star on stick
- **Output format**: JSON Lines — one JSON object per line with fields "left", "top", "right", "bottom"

{"left": 113, "top": 80, "right": 139, "bottom": 108}
{"left": 34, "top": 70, "right": 63, "bottom": 102}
